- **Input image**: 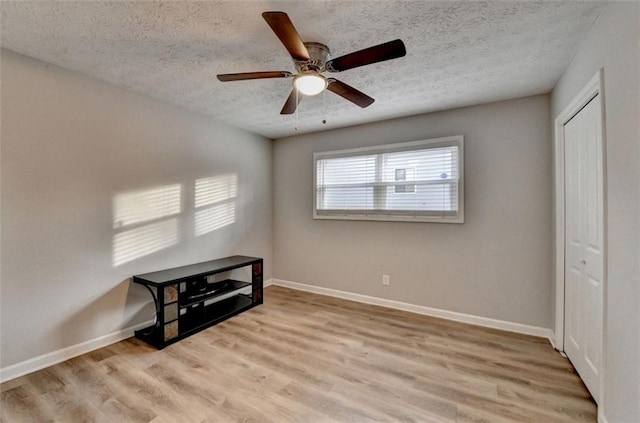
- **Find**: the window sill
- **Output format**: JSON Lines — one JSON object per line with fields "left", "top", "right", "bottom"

{"left": 313, "top": 213, "right": 464, "bottom": 224}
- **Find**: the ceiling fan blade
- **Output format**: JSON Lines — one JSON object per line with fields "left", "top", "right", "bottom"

{"left": 217, "top": 71, "right": 293, "bottom": 82}
{"left": 262, "top": 12, "right": 310, "bottom": 62}
{"left": 325, "top": 39, "right": 406, "bottom": 73}
{"left": 327, "top": 79, "right": 374, "bottom": 108}
{"left": 280, "top": 89, "right": 302, "bottom": 115}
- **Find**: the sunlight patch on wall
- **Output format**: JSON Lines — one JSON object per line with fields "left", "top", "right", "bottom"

{"left": 113, "top": 184, "right": 181, "bottom": 228}
{"left": 195, "top": 203, "right": 236, "bottom": 236}
{"left": 112, "top": 184, "right": 182, "bottom": 266}
{"left": 112, "top": 219, "right": 179, "bottom": 266}
{"left": 195, "top": 174, "right": 237, "bottom": 208}
{"left": 194, "top": 174, "right": 237, "bottom": 236}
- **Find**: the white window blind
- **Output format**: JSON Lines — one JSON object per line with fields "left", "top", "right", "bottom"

{"left": 314, "top": 136, "right": 464, "bottom": 223}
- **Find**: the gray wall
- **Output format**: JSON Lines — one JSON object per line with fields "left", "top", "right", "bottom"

{"left": 273, "top": 95, "right": 552, "bottom": 328}
{"left": 551, "top": 3, "right": 640, "bottom": 421}
{"left": 0, "top": 50, "right": 273, "bottom": 368}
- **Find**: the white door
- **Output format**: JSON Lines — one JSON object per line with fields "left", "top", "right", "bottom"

{"left": 563, "top": 94, "right": 604, "bottom": 403}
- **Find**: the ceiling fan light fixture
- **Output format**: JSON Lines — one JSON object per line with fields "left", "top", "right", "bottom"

{"left": 294, "top": 73, "right": 327, "bottom": 96}
{"left": 217, "top": 12, "right": 406, "bottom": 115}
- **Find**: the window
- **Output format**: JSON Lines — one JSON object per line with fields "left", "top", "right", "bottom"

{"left": 394, "top": 168, "right": 415, "bottom": 193}
{"left": 314, "top": 136, "right": 464, "bottom": 223}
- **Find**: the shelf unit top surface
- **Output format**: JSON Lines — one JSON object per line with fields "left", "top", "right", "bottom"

{"left": 132, "top": 255, "right": 261, "bottom": 286}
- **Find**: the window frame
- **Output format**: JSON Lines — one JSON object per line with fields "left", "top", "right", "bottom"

{"left": 313, "top": 135, "right": 464, "bottom": 223}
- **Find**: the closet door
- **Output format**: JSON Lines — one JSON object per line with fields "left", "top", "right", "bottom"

{"left": 563, "top": 94, "right": 604, "bottom": 403}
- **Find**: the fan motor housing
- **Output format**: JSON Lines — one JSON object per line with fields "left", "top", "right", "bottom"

{"left": 295, "top": 42, "right": 331, "bottom": 72}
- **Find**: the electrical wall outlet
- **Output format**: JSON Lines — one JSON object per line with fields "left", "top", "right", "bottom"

{"left": 382, "top": 274, "right": 390, "bottom": 285}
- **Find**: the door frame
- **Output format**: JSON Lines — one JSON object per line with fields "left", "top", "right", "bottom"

{"left": 553, "top": 69, "right": 607, "bottom": 394}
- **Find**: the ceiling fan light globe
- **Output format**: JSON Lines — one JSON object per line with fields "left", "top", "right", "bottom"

{"left": 294, "top": 74, "right": 327, "bottom": 96}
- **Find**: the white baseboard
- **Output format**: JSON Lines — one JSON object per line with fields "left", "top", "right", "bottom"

{"left": 597, "top": 406, "right": 608, "bottom": 423}
{"left": 1, "top": 277, "right": 552, "bottom": 384}
{"left": 547, "top": 332, "right": 567, "bottom": 356}
{"left": 271, "top": 279, "right": 553, "bottom": 340}
{"left": 0, "top": 320, "right": 153, "bottom": 383}
{"left": 548, "top": 333, "right": 558, "bottom": 350}
{"left": 2, "top": 279, "right": 274, "bottom": 383}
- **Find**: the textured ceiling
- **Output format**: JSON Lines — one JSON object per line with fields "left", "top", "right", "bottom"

{"left": 1, "top": 1, "right": 604, "bottom": 139}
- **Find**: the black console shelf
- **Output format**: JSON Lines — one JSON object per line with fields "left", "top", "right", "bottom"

{"left": 180, "top": 294, "right": 253, "bottom": 334}
{"left": 132, "top": 255, "right": 263, "bottom": 349}
{"left": 180, "top": 280, "right": 251, "bottom": 307}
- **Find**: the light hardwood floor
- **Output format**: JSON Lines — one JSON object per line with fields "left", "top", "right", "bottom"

{"left": 1, "top": 286, "right": 596, "bottom": 422}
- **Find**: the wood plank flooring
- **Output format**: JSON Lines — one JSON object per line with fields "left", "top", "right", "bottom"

{"left": 1, "top": 286, "right": 596, "bottom": 422}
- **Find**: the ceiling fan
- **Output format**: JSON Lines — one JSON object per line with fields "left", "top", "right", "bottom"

{"left": 217, "top": 11, "right": 406, "bottom": 115}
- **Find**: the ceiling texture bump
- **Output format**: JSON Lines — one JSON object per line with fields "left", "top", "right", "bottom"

{"left": 1, "top": 1, "right": 604, "bottom": 139}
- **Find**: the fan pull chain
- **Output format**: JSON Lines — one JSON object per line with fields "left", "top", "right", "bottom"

{"left": 295, "top": 88, "right": 299, "bottom": 131}
{"left": 322, "top": 89, "right": 327, "bottom": 125}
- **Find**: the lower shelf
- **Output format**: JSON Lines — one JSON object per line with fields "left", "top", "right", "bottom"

{"left": 180, "top": 294, "right": 253, "bottom": 334}
{"left": 135, "top": 294, "right": 256, "bottom": 349}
